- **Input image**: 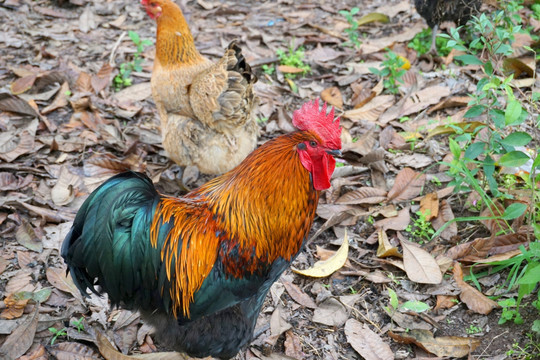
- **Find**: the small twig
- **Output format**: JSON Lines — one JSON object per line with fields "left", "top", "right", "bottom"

{"left": 109, "top": 31, "right": 127, "bottom": 66}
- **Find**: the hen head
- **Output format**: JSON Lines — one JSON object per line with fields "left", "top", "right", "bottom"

{"left": 141, "top": 0, "right": 178, "bottom": 20}
{"left": 293, "top": 100, "right": 342, "bottom": 191}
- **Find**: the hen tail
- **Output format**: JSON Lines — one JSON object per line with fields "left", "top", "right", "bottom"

{"left": 226, "top": 41, "right": 257, "bottom": 85}
{"left": 61, "top": 171, "right": 161, "bottom": 309}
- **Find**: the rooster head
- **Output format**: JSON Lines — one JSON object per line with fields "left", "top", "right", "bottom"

{"left": 293, "top": 99, "right": 342, "bottom": 191}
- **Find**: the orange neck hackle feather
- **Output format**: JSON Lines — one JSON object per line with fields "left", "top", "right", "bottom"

{"left": 153, "top": 0, "right": 205, "bottom": 67}
{"left": 149, "top": 132, "right": 322, "bottom": 318}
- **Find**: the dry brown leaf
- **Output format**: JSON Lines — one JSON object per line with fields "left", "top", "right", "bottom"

{"left": 342, "top": 129, "right": 377, "bottom": 156}
{"left": 446, "top": 232, "right": 529, "bottom": 262}
{"left": 401, "top": 85, "right": 451, "bottom": 116}
{"left": 0, "top": 93, "right": 40, "bottom": 117}
{"left": 282, "top": 280, "right": 317, "bottom": 309}
{"left": 320, "top": 87, "right": 343, "bottom": 108}
{"left": 453, "top": 262, "right": 499, "bottom": 315}
{"left": 389, "top": 329, "right": 481, "bottom": 357}
{"left": 16, "top": 218, "right": 43, "bottom": 253}
{"left": 400, "top": 237, "right": 442, "bottom": 284}
{"left": 0, "top": 119, "right": 38, "bottom": 163}
{"left": 42, "top": 81, "right": 70, "bottom": 114}
{"left": 0, "top": 306, "right": 39, "bottom": 359}
{"left": 5, "top": 270, "right": 35, "bottom": 293}
{"left": 277, "top": 65, "right": 306, "bottom": 74}
{"left": 48, "top": 342, "right": 101, "bottom": 360}
{"left": 432, "top": 200, "right": 457, "bottom": 241}
{"left": 46, "top": 266, "right": 84, "bottom": 303}
{"left": 376, "top": 229, "right": 402, "bottom": 258}
{"left": 51, "top": 165, "right": 82, "bottom": 206}
{"left": 387, "top": 168, "right": 426, "bottom": 203}
{"left": 343, "top": 95, "right": 394, "bottom": 122}
{"left": 336, "top": 187, "right": 388, "bottom": 205}
{"left": 114, "top": 321, "right": 139, "bottom": 355}
{"left": 18, "top": 344, "right": 48, "bottom": 360}
{"left": 480, "top": 201, "right": 510, "bottom": 234}
{"left": 267, "top": 306, "right": 292, "bottom": 346}
{"left": 374, "top": 207, "right": 410, "bottom": 231}
{"left": 345, "top": 319, "right": 394, "bottom": 360}
{"left": 284, "top": 330, "right": 304, "bottom": 359}
{"left": 96, "top": 331, "right": 187, "bottom": 360}
{"left": 92, "top": 63, "right": 113, "bottom": 93}
{"left": 10, "top": 74, "right": 38, "bottom": 95}
{"left": 434, "top": 295, "right": 458, "bottom": 312}
{"left": 1, "top": 293, "right": 29, "bottom": 319}
{"left": 419, "top": 193, "right": 439, "bottom": 220}
{"left": 427, "top": 96, "right": 470, "bottom": 114}
{"left": 312, "top": 298, "right": 348, "bottom": 327}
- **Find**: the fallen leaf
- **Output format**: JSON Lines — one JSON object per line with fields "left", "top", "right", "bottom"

{"left": 46, "top": 266, "right": 84, "bottom": 304}
{"left": 10, "top": 74, "right": 38, "bottom": 95}
{"left": 292, "top": 231, "right": 349, "bottom": 278}
{"left": 387, "top": 168, "right": 426, "bottom": 202}
{"left": 345, "top": 319, "right": 394, "bottom": 360}
{"left": 96, "top": 331, "right": 187, "bottom": 360}
{"left": 51, "top": 165, "right": 82, "bottom": 206}
{"left": 453, "top": 262, "right": 499, "bottom": 315}
{"left": 434, "top": 295, "right": 458, "bottom": 311}
{"left": 18, "top": 344, "right": 47, "bottom": 360}
{"left": 1, "top": 293, "right": 29, "bottom": 319}
{"left": 420, "top": 192, "right": 439, "bottom": 220}
{"left": 42, "top": 81, "right": 70, "bottom": 114}
{"left": 320, "top": 87, "right": 343, "bottom": 108}
{"left": 374, "top": 207, "right": 410, "bottom": 231}
{"left": 15, "top": 218, "right": 43, "bottom": 253}
{"left": 277, "top": 65, "right": 306, "bottom": 74}
{"left": 267, "top": 306, "right": 292, "bottom": 346}
{"left": 336, "top": 187, "right": 388, "bottom": 205}
{"left": 312, "top": 298, "right": 348, "bottom": 327}
{"left": 376, "top": 229, "right": 402, "bottom": 258}
{"left": 400, "top": 237, "right": 442, "bottom": 284}
{"left": 0, "top": 306, "right": 39, "bottom": 359}
{"left": 282, "top": 280, "right": 317, "bottom": 309}
{"left": 284, "top": 330, "right": 304, "bottom": 359}
{"left": 389, "top": 329, "right": 481, "bottom": 357}
{"left": 343, "top": 95, "right": 394, "bottom": 122}
{"left": 48, "top": 342, "right": 101, "bottom": 360}
{"left": 446, "top": 232, "right": 529, "bottom": 262}
{"left": 356, "top": 12, "right": 390, "bottom": 26}
{"left": 432, "top": 200, "right": 457, "bottom": 241}
{"left": 5, "top": 270, "right": 35, "bottom": 293}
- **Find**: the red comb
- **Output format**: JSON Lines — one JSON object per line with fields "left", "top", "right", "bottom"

{"left": 292, "top": 99, "right": 341, "bottom": 149}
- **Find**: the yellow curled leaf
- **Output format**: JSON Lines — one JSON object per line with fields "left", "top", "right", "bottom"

{"left": 356, "top": 12, "right": 390, "bottom": 26}
{"left": 292, "top": 231, "right": 349, "bottom": 278}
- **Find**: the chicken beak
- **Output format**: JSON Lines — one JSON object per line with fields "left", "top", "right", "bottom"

{"left": 325, "top": 149, "right": 342, "bottom": 157}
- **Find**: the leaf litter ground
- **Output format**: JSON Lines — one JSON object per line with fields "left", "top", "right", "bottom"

{"left": 0, "top": 0, "right": 538, "bottom": 359}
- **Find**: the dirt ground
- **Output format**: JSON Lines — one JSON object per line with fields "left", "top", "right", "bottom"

{"left": 0, "top": 0, "right": 539, "bottom": 359}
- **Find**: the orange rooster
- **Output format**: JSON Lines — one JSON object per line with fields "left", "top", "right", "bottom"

{"left": 142, "top": 0, "right": 258, "bottom": 175}
{"left": 62, "top": 100, "right": 341, "bottom": 359}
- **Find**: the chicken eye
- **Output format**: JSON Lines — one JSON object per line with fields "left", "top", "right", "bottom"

{"left": 150, "top": 2, "right": 157, "bottom": 6}
{"left": 309, "top": 141, "right": 317, "bottom": 147}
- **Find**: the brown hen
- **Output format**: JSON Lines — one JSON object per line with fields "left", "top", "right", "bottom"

{"left": 143, "top": 0, "right": 258, "bottom": 175}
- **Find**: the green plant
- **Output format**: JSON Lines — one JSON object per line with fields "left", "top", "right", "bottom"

{"left": 436, "top": 2, "right": 539, "bottom": 238}
{"left": 276, "top": 43, "right": 311, "bottom": 79}
{"left": 406, "top": 210, "right": 435, "bottom": 243}
{"left": 70, "top": 317, "right": 85, "bottom": 333}
{"left": 408, "top": 28, "right": 451, "bottom": 56}
{"left": 256, "top": 117, "right": 268, "bottom": 124}
{"left": 506, "top": 333, "right": 540, "bottom": 359}
{"left": 339, "top": 7, "right": 362, "bottom": 48}
{"left": 533, "top": 3, "right": 540, "bottom": 20}
{"left": 114, "top": 31, "right": 153, "bottom": 90}
{"left": 48, "top": 327, "right": 67, "bottom": 345}
{"left": 466, "top": 324, "right": 483, "bottom": 334}
{"left": 261, "top": 64, "right": 275, "bottom": 75}
{"left": 369, "top": 49, "right": 406, "bottom": 94}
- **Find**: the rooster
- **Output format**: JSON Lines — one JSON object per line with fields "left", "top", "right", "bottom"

{"left": 414, "top": 0, "right": 482, "bottom": 53}
{"left": 142, "top": 0, "right": 258, "bottom": 175}
{"left": 62, "top": 100, "right": 342, "bottom": 359}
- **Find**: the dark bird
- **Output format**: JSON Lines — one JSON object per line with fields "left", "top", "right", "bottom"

{"left": 414, "top": 0, "right": 482, "bottom": 53}
{"left": 61, "top": 100, "right": 342, "bottom": 359}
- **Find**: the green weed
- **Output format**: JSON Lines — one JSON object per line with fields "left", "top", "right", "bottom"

{"left": 369, "top": 49, "right": 406, "bottom": 94}
{"left": 113, "top": 31, "right": 153, "bottom": 90}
